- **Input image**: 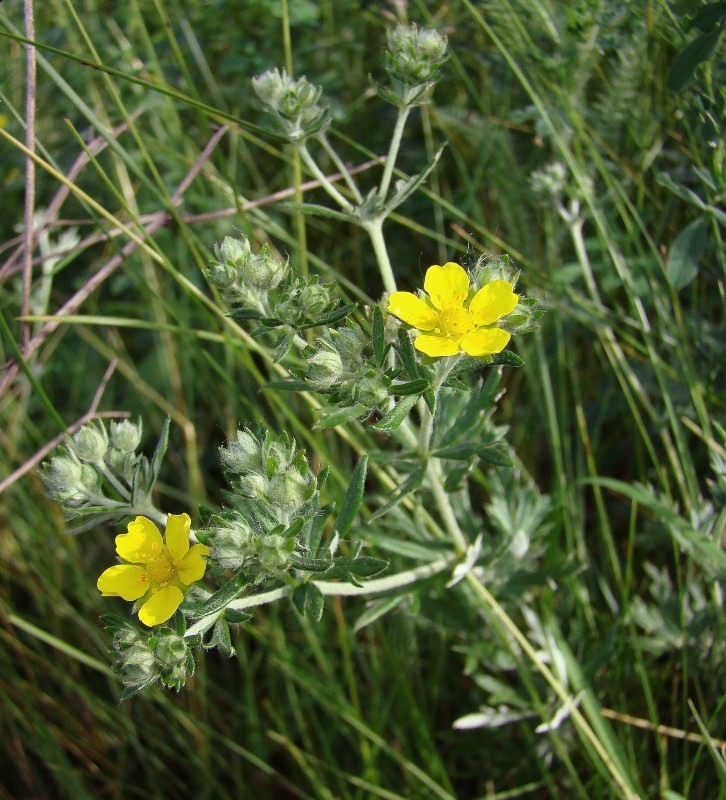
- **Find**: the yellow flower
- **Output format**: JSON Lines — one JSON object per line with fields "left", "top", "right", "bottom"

{"left": 388, "top": 262, "right": 519, "bottom": 357}
{"left": 97, "top": 514, "right": 209, "bottom": 627}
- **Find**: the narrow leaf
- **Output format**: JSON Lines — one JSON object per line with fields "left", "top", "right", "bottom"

{"left": 667, "top": 217, "right": 707, "bottom": 289}
{"left": 313, "top": 403, "right": 368, "bottom": 429}
{"left": 372, "top": 305, "right": 385, "bottom": 367}
{"left": 372, "top": 394, "right": 419, "bottom": 431}
{"left": 334, "top": 455, "right": 368, "bottom": 535}
{"left": 194, "top": 574, "right": 246, "bottom": 618}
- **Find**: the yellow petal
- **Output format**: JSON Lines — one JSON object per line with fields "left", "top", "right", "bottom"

{"left": 468, "top": 280, "right": 519, "bottom": 325}
{"left": 460, "top": 327, "right": 511, "bottom": 356}
{"left": 424, "top": 263, "right": 469, "bottom": 310}
{"left": 414, "top": 333, "right": 461, "bottom": 357}
{"left": 138, "top": 585, "right": 184, "bottom": 627}
{"left": 97, "top": 564, "right": 150, "bottom": 600}
{"left": 165, "top": 513, "right": 191, "bottom": 562}
{"left": 116, "top": 516, "right": 163, "bottom": 563}
{"left": 388, "top": 292, "right": 438, "bottom": 330}
{"left": 177, "top": 543, "right": 210, "bottom": 585}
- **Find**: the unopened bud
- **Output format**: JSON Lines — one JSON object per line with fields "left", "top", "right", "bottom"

{"left": 70, "top": 422, "right": 108, "bottom": 463}
{"left": 110, "top": 419, "right": 142, "bottom": 454}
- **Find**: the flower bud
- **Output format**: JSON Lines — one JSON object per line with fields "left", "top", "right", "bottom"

{"left": 215, "top": 235, "right": 252, "bottom": 268}
{"left": 120, "top": 643, "right": 157, "bottom": 686}
{"left": 307, "top": 347, "right": 344, "bottom": 391}
{"left": 267, "top": 470, "right": 310, "bottom": 512}
{"left": 237, "top": 472, "right": 269, "bottom": 499}
{"left": 252, "top": 68, "right": 330, "bottom": 141}
{"left": 153, "top": 630, "right": 190, "bottom": 690}
{"left": 385, "top": 23, "right": 448, "bottom": 86}
{"left": 41, "top": 454, "right": 97, "bottom": 506}
{"left": 220, "top": 429, "right": 262, "bottom": 474}
{"left": 351, "top": 373, "right": 389, "bottom": 410}
{"left": 110, "top": 419, "right": 142, "bottom": 454}
{"left": 209, "top": 518, "right": 258, "bottom": 571}
{"left": 242, "top": 243, "right": 288, "bottom": 291}
{"left": 69, "top": 422, "right": 108, "bottom": 463}
{"left": 257, "top": 533, "right": 295, "bottom": 575}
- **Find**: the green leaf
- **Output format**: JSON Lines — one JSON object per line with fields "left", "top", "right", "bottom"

{"left": 353, "top": 594, "right": 408, "bottom": 633}
{"left": 323, "top": 556, "right": 388, "bottom": 580}
{"left": 120, "top": 679, "right": 157, "bottom": 701}
{"left": 391, "top": 378, "right": 429, "bottom": 396}
{"left": 227, "top": 307, "right": 263, "bottom": 321}
{"left": 667, "top": 29, "right": 723, "bottom": 92}
{"left": 334, "top": 455, "right": 368, "bottom": 537}
{"left": 372, "top": 395, "right": 419, "bottom": 431}
{"left": 207, "top": 619, "right": 235, "bottom": 657}
{"left": 372, "top": 305, "right": 385, "bottom": 367}
{"left": 306, "top": 503, "right": 334, "bottom": 557}
{"left": 194, "top": 574, "right": 246, "bottom": 618}
{"left": 283, "top": 202, "right": 355, "bottom": 222}
{"left": 290, "top": 554, "right": 333, "bottom": 572}
{"left": 274, "top": 330, "right": 295, "bottom": 363}
{"left": 313, "top": 403, "right": 369, "bottom": 429}
{"left": 223, "top": 608, "right": 251, "bottom": 624}
{"left": 146, "top": 417, "right": 171, "bottom": 494}
{"left": 667, "top": 217, "right": 707, "bottom": 289}
{"left": 298, "top": 303, "right": 357, "bottom": 330}
{"left": 370, "top": 465, "right": 426, "bottom": 521}
{"left": 690, "top": 2, "right": 726, "bottom": 32}
{"left": 292, "top": 582, "right": 325, "bottom": 621}
{"left": 263, "top": 378, "right": 309, "bottom": 392}
{"left": 491, "top": 350, "right": 524, "bottom": 368}
{"left": 581, "top": 477, "right": 726, "bottom": 577}
{"left": 396, "top": 327, "right": 420, "bottom": 379}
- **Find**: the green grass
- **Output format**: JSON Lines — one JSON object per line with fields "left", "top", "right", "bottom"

{"left": 1, "top": 1, "right": 724, "bottom": 798}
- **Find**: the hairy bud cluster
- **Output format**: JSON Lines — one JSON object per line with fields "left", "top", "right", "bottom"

{"left": 41, "top": 454, "right": 100, "bottom": 506}
{"left": 306, "top": 324, "right": 389, "bottom": 413}
{"left": 111, "top": 623, "right": 193, "bottom": 693}
{"left": 378, "top": 23, "right": 448, "bottom": 107}
{"left": 220, "top": 428, "right": 317, "bottom": 519}
{"left": 208, "top": 236, "right": 289, "bottom": 310}
{"left": 205, "top": 514, "right": 296, "bottom": 579}
{"left": 40, "top": 416, "right": 150, "bottom": 526}
{"left": 252, "top": 68, "right": 331, "bottom": 142}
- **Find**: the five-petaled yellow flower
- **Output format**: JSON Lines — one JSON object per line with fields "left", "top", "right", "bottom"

{"left": 97, "top": 514, "right": 209, "bottom": 627}
{"left": 388, "top": 262, "right": 519, "bottom": 357}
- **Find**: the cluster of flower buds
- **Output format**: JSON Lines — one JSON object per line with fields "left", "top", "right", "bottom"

{"left": 305, "top": 324, "right": 390, "bottom": 414}
{"left": 201, "top": 427, "right": 323, "bottom": 581}
{"left": 376, "top": 23, "right": 449, "bottom": 107}
{"left": 220, "top": 427, "right": 318, "bottom": 521}
{"left": 41, "top": 451, "right": 101, "bottom": 507}
{"left": 40, "top": 417, "right": 159, "bottom": 534}
{"left": 208, "top": 236, "right": 289, "bottom": 310}
{"left": 106, "top": 618, "right": 194, "bottom": 694}
{"left": 41, "top": 419, "right": 144, "bottom": 509}
{"left": 252, "top": 67, "right": 331, "bottom": 142}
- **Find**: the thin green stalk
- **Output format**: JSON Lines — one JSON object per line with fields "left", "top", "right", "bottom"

{"left": 185, "top": 556, "right": 455, "bottom": 638}
{"left": 318, "top": 133, "right": 363, "bottom": 203}
{"left": 297, "top": 142, "right": 353, "bottom": 211}
{"left": 378, "top": 105, "right": 410, "bottom": 200}
{"left": 362, "top": 217, "right": 397, "bottom": 294}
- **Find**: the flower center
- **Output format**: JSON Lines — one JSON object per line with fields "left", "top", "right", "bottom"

{"left": 437, "top": 307, "right": 472, "bottom": 339}
{"left": 145, "top": 549, "right": 176, "bottom": 585}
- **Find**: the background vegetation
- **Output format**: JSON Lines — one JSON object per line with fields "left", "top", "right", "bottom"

{"left": 1, "top": 1, "right": 724, "bottom": 798}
